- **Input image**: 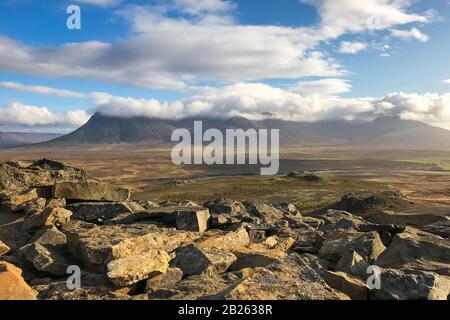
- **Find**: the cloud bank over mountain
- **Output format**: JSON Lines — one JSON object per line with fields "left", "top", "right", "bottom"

{"left": 0, "top": 0, "right": 447, "bottom": 132}
{"left": 2, "top": 82, "right": 450, "bottom": 131}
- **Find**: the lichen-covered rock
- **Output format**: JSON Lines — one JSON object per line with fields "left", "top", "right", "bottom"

{"left": 46, "top": 198, "right": 67, "bottom": 208}
{"left": 370, "top": 268, "right": 450, "bottom": 300}
{"left": 21, "top": 198, "right": 47, "bottom": 215}
{"left": 22, "top": 207, "right": 73, "bottom": 231}
{"left": 245, "top": 203, "right": 285, "bottom": 224}
{"left": 292, "top": 230, "right": 325, "bottom": 254}
{"left": 148, "top": 273, "right": 235, "bottom": 300}
{"left": 335, "top": 251, "right": 370, "bottom": 280}
{"left": 0, "top": 239, "right": 10, "bottom": 256}
{"left": 204, "top": 198, "right": 247, "bottom": 216}
{"left": 319, "top": 231, "right": 386, "bottom": 264}
{"left": 53, "top": 182, "right": 130, "bottom": 202}
{"left": 376, "top": 227, "right": 450, "bottom": 276}
{"left": 171, "top": 245, "right": 236, "bottom": 276}
{"left": 320, "top": 270, "right": 368, "bottom": 300}
{"left": 63, "top": 221, "right": 202, "bottom": 267}
{"left": 339, "top": 191, "right": 410, "bottom": 212}
{"left": 19, "top": 242, "right": 73, "bottom": 276}
{"left": 107, "top": 250, "right": 171, "bottom": 286}
{"left": 146, "top": 268, "right": 183, "bottom": 293}
{"left": 176, "top": 208, "right": 210, "bottom": 232}
{"left": 224, "top": 254, "right": 341, "bottom": 300}
{"left": 66, "top": 202, "right": 144, "bottom": 223}
{"left": 0, "top": 160, "right": 88, "bottom": 193}
{"left": 0, "top": 261, "right": 37, "bottom": 300}
{"left": 29, "top": 226, "right": 67, "bottom": 246}
{"left": 197, "top": 227, "right": 250, "bottom": 251}
{"left": 2, "top": 189, "right": 39, "bottom": 212}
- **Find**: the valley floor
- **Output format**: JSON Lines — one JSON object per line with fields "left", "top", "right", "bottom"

{"left": 1, "top": 145, "right": 449, "bottom": 208}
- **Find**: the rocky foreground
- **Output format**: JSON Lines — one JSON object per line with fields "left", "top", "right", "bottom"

{"left": 0, "top": 160, "right": 449, "bottom": 300}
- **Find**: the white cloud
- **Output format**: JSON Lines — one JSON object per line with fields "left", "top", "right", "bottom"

{"left": 289, "top": 78, "right": 352, "bottom": 96}
{"left": 174, "top": 0, "right": 236, "bottom": 15}
{"left": 0, "top": 82, "right": 87, "bottom": 98}
{"left": 0, "top": 102, "right": 89, "bottom": 128}
{"left": 91, "top": 83, "right": 450, "bottom": 129}
{"left": 444, "top": 79, "right": 450, "bottom": 84}
{"left": 75, "top": 0, "right": 121, "bottom": 7}
{"left": 301, "top": 0, "right": 433, "bottom": 37}
{"left": 390, "top": 28, "right": 430, "bottom": 42}
{"left": 339, "top": 41, "right": 367, "bottom": 54}
{"left": 1, "top": 80, "right": 449, "bottom": 130}
{"left": 0, "top": 0, "right": 434, "bottom": 90}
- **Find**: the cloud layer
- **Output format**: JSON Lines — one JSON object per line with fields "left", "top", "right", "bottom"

{"left": 0, "top": 102, "right": 89, "bottom": 130}
{"left": 0, "top": 0, "right": 434, "bottom": 90}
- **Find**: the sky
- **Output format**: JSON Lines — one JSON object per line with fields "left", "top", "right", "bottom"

{"left": 0, "top": 0, "right": 449, "bottom": 132}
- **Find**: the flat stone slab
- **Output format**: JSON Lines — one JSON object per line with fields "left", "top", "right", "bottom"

{"left": 63, "top": 221, "right": 202, "bottom": 267}
{"left": 53, "top": 182, "right": 130, "bottom": 202}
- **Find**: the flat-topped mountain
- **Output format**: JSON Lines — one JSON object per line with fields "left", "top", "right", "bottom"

{"left": 37, "top": 113, "right": 450, "bottom": 149}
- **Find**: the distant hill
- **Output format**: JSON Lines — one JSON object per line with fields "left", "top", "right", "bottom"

{"left": 0, "top": 132, "right": 62, "bottom": 148}
{"left": 42, "top": 113, "right": 450, "bottom": 149}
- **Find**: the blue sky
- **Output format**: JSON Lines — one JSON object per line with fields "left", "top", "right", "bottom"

{"left": 0, "top": 0, "right": 449, "bottom": 132}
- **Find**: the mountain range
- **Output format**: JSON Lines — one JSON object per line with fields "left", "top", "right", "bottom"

{"left": 38, "top": 113, "right": 450, "bottom": 149}
{"left": 0, "top": 132, "right": 62, "bottom": 148}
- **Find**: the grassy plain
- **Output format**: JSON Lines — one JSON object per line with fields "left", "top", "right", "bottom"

{"left": 1, "top": 145, "right": 449, "bottom": 215}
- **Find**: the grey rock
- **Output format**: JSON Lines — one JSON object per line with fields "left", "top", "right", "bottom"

{"left": 370, "top": 268, "right": 450, "bottom": 300}
{"left": 53, "top": 181, "right": 130, "bottom": 202}
{"left": 176, "top": 208, "right": 210, "bottom": 232}
{"left": 171, "top": 245, "right": 236, "bottom": 276}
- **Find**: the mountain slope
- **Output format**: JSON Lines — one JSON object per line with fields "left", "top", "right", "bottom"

{"left": 44, "top": 113, "right": 450, "bottom": 149}
{"left": 0, "top": 132, "right": 62, "bottom": 147}
{"left": 48, "top": 113, "right": 341, "bottom": 146}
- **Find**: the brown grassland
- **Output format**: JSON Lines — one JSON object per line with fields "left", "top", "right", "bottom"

{"left": 1, "top": 145, "right": 449, "bottom": 215}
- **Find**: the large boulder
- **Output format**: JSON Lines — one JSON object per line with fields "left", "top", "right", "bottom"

{"left": 22, "top": 207, "right": 72, "bottom": 231}
{"left": 66, "top": 202, "right": 144, "bottom": 223}
{"left": 171, "top": 245, "right": 236, "bottom": 276}
{"left": 107, "top": 250, "right": 171, "bottom": 286}
{"left": 19, "top": 242, "right": 73, "bottom": 276}
{"left": 1, "top": 189, "right": 38, "bottom": 212}
{"left": 53, "top": 182, "right": 130, "bottom": 202}
{"left": 335, "top": 251, "right": 370, "bottom": 280}
{"left": 196, "top": 227, "right": 250, "bottom": 252}
{"left": 292, "top": 230, "right": 325, "bottom": 254}
{"left": 224, "top": 254, "right": 341, "bottom": 300}
{"left": 204, "top": 198, "right": 247, "bottom": 217}
{"left": 63, "top": 221, "right": 202, "bottom": 267}
{"left": 376, "top": 227, "right": 450, "bottom": 276}
{"left": 320, "top": 270, "right": 368, "bottom": 300}
{"left": 365, "top": 210, "right": 449, "bottom": 227}
{"left": 316, "top": 210, "right": 404, "bottom": 238}
{"left": 21, "top": 198, "right": 47, "bottom": 215}
{"left": 0, "top": 261, "right": 37, "bottom": 300}
{"left": 0, "top": 160, "right": 88, "bottom": 192}
{"left": 29, "top": 226, "right": 67, "bottom": 246}
{"left": 339, "top": 191, "right": 410, "bottom": 212}
{"left": 370, "top": 268, "right": 450, "bottom": 300}
{"left": 148, "top": 273, "right": 236, "bottom": 300}
{"left": 319, "top": 231, "right": 386, "bottom": 264}
{"left": 146, "top": 268, "right": 183, "bottom": 293}
{"left": 105, "top": 207, "right": 210, "bottom": 231}
{"left": 176, "top": 209, "right": 210, "bottom": 232}
{"left": 245, "top": 203, "right": 285, "bottom": 224}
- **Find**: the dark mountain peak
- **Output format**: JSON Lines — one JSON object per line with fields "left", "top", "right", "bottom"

{"left": 38, "top": 113, "right": 450, "bottom": 149}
